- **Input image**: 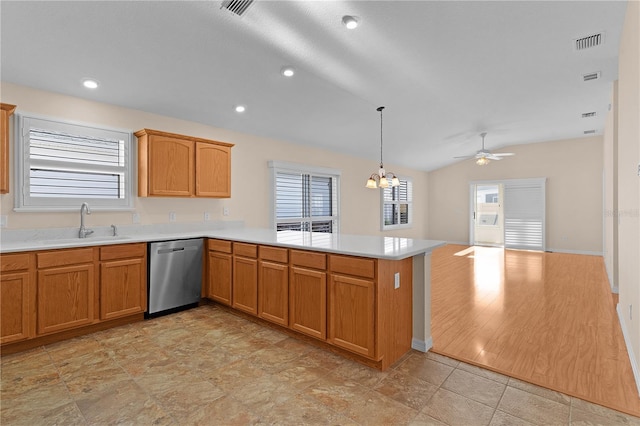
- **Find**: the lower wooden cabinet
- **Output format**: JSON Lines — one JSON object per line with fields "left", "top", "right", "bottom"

{"left": 208, "top": 252, "right": 233, "bottom": 305}
{"left": 1, "top": 252, "right": 34, "bottom": 344}
{"left": 289, "top": 266, "right": 326, "bottom": 340}
{"left": 100, "top": 243, "right": 146, "bottom": 320}
{"left": 328, "top": 273, "right": 376, "bottom": 358}
{"left": 258, "top": 261, "right": 288, "bottom": 326}
{"left": 232, "top": 255, "right": 258, "bottom": 315}
{"left": 37, "top": 263, "right": 95, "bottom": 335}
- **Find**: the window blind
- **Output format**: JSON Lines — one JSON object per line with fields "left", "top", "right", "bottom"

{"left": 503, "top": 180, "right": 545, "bottom": 250}
{"left": 382, "top": 178, "right": 413, "bottom": 229}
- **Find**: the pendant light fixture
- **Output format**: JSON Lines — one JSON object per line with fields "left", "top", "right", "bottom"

{"left": 366, "top": 106, "right": 400, "bottom": 189}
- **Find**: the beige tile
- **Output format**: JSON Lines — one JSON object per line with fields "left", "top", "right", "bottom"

{"left": 457, "top": 361, "right": 510, "bottom": 384}
{"left": 396, "top": 353, "right": 455, "bottom": 386}
{"left": 272, "top": 363, "right": 327, "bottom": 391}
{"left": 423, "top": 388, "right": 494, "bottom": 426}
{"left": 2, "top": 401, "right": 86, "bottom": 426}
{"left": 182, "top": 395, "right": 259, "bottom": 425}
{"left": 152, "top": 379, "right": 226, "bottom": 422}
{"left": 262, "top": 393, "right": 359, "bottom": 426}
{"left": 45, "top": 335, "right": 104, "bottom": 363}
{"left": 74, "top": 379, "right": 172, "bottom": 425}
{"left": 425, "top": 350, "right": 461, "bottom": 368}
{"left": 333, "top": 359, "right": 389, "bottom": 387}
{"left": 245, "top": 345, "right": 304, "bottom": 374}
{"left": 490, "top": 410, "right": 535, "bottom": 426}
{"left": 341, "top": 389, "right": 419, "bottom": 425}
{"left": 571, "top": 397, "right": 640, "bottom": 426}
{"left": 224, "top": 373, "right": 296, "bottom": 417}
{"left": 498, "top": 386, "right": 570, "bottom": 425}
{"left": 206, "top": 358, "right": 268, "bottom": 393}
{"left": 297, "top": 347, "right": 351, "bottom": 371}
{"left": 442, "top": 368, "right": 506, "bottom": 408}
{"left": 374, "top": 370, "right": 439, "bottom": 411}
{"left": 409, "top": 412, "right": 448, "bottom": 426}
{"left": 303, "top": 374, "right": 369, "bottom": 413}
{"left": 508, "top": 377, "right": 571, "bottom": 405}
{"left": 1, "top": 379, "right": 76, "bottom": 424}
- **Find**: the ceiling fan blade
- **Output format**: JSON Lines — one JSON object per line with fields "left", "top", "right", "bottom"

{"left": 453, "top": 155, "right": 474, "bottom": 159}
{"left": 492, "top": 152, "right": 515, "bottom": 157}
{"left": 486, "top": 155, "right": 504, "bottom": 160}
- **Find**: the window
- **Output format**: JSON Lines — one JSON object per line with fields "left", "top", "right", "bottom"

{"left": 269, "top": 161, "right": 340, "bottom": 233}
{"left": 15, "top": 114, "right": 133, "bottom": 210}
{"left": 381, "top": 178, "right": 412, "bottom": 230}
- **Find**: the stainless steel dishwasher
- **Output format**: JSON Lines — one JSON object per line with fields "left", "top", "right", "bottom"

{"left": 148, "top": 238, "right": 203, "bottom": 317}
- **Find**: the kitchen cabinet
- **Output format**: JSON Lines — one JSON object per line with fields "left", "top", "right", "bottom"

{"left": 1, "top": 103, "right": 17, "bottom": 194}
{"left": 99, "top": 243, "right": 146, "bottom": 320}
{"left": 135, "top": 128, "right": 233, "bottom": 198}
{"left": 207, "top": 239, "right": 233, "bottom": 306}
{"left": 36, "top": 248, "right": 97, "bottom": 335}
{"left": 289, "top": 250, "right": 327, "bottom": 340}
{"left": 328, "top": 255, "right": 377, "bottom": 358}
{"left": 232, "top": 243, "right": 258, "bottom": 315}
{"left": 0, "top": 253, "right": 35, "bottom": 344}
{"left": 258, "top": 246, "right": 288, "bottom": 326}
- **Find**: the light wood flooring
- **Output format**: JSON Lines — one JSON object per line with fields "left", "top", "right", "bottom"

{"left": 431, "top": 244, "right": 640, "bottom": 418}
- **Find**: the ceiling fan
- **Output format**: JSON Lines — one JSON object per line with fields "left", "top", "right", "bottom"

{"left": 454, "top": 132, "right": 515, "bottom": 165}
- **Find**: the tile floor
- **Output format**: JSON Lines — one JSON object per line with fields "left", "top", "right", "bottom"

{"left": 2, "top": 304, "right": 640, "bottom": 426}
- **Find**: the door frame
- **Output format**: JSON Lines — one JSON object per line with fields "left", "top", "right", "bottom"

{"left": 469, "top": 181, "right": 504, "bottom": 247}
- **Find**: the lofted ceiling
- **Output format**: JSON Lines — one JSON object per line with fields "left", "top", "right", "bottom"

{"left": 0, "top": 1, "right": 627, "bottom": 171}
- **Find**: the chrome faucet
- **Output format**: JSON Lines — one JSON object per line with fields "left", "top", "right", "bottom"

{"left": 79, "top": 202, "right": 94, "bottom": 238}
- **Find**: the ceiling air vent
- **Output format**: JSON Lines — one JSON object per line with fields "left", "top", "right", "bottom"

{"left": 221, "top": 0, "right": 255, "bottom": 17}
{"left": 581, "top": 112, "right": 597, "bottom": 118}
{"left": 582, "top": 71, "right": 601, "bottom": 82}
{"left": 584, "top": 130, "right": 596, "bottom": 135}
{"left": 575, "top": 33, "right": 604, "bottom": 51}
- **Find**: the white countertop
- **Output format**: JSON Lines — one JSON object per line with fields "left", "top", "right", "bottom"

{"left": 0, "top": 224, "right": 445, "bottom": 260}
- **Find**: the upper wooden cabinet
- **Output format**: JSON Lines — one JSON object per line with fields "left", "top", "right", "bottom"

{"left": 1, "top": 103, "right": 17, "bottom": 194}
{"left": 135, "top": 128, "right": 233, "bottom": 198}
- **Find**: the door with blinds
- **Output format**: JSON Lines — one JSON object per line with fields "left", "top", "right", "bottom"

{"left": 503, "top": 178, "right": 546, "bottom": 251}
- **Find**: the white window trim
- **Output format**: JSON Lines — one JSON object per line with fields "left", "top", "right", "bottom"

{"left": 380, "top": 176, "right": 413, "bottom": 231}
{"left": 14, "top": 112, "right": 135, "bottom": 212}
{"left": 268, "top": 160, "right": 341, "bottom": 233}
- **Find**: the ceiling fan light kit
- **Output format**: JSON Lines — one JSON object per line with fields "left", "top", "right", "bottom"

{"left": 366, "top": 106, "right": 400, "bottom": 189}
{"left": 455, "top": 132, "right": 515, "bottom": 166}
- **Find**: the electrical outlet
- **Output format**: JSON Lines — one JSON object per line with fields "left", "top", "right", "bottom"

{"left": 204, "top": 212, "right": 211, "bottom": 221}
{"left": 0, "top": 215, "right": 7, "bottom": 228}
{"left": 132, "top": 213, "right": 140, "bottom": 224}
{"left": 223, "top": 207, "right": 230, "bottom": 216}
{"left": 169, "top": 212, "right": 176, "bottom": 222}
{"left": 394, "top": 272, "right": 400, "bottom": 289}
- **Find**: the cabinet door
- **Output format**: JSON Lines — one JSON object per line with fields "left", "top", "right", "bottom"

{"left": 148, "top": 135, "right": 194, "bottom": 196}
{"left": 258, "top": 261, "right": 288, "bottom": 326}
{"left": 0, "top": 104, "right": 16, "bottom": 194}
{"left": 290, "top": 267, "right": 326, "bottom": 340}
{"left": 1, "top": 272, "right": 31, "bottom": 344}
{"left": 195, "top": 142, "right": 231, "bottom": 198}
{"left": 100, "top": 258, "right": 145, "bottom": 320}
{"left": 232, "top": 256, "right": 258, "bottom": 315}
{"left": 208, "top": 251, "right": 232, "bottom": 305}
{"left": 328, "top": 274, "right": 375, "bottom": 357}
{"left": 37, "top": 264, "right": 95, "bottom": 335}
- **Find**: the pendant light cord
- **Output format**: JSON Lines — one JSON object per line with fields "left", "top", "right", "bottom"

{"left": 378, "top": 106, "right": 385, "bottom": 168}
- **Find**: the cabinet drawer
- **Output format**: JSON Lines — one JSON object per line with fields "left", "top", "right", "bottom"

{"left": 1, "top": 253, "right": 31, "bottom": 272}
{"left": 37, "top": 248, "right": 95, "bottom": 268}
{"left": 330, "top": 255, "right": 375, "bottom": 279}
{"left": 259, "top": 246, "right": 288, "bottom": 263}
{"left": 208, "top": 239, "right": 232, "bottom": 253}
{"left": 100, "top": 243, "right": 146, "bottom": 261}
{"left": 234, "top": 242, "right": 257, "bottom": 258}
{"left": 290, "top": 250, "right": 326, "bottom": 270}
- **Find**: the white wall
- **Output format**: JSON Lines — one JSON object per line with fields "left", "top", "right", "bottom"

{"left": 615, "top": 0, "right": 640, "bottom": 394}
{"left": 603, "top": 81, "right": 619, "bottom": 292}
{"left": 0, "top": 82, "right": 429, "bottom": 239}
{"left": 427, "top": 136, "right": 604, "bottom": 254}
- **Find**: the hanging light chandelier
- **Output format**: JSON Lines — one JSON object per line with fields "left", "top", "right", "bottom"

{"left": 365, "top": 106, "right": 400, "bottom": 189}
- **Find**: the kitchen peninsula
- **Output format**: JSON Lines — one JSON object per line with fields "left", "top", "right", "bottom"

{"left": 0, "top": 226, "right": 444, "bottom": 369}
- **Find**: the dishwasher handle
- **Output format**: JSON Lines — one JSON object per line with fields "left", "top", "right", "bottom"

{"left": 157, "top": 247, "right": 185, "bottom": 254}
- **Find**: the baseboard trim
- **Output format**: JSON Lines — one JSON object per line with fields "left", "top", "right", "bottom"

{"left": 412, "top": 337, "right": 433, "bottom": 352}
{"left": 545, "top": 248, "right": 604, "bottom": 256}
{"left": 617, "top": 303, "right": 640, "bottom": 397}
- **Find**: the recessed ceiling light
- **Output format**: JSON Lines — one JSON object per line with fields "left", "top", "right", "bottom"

{"left": 235, "top": 105, "right": 246, "bottom": 113}
{"left": 281, "top": 66, "right": 295, "bottom": 77}
{"left": 82, "top": 79, "right": 99, "bottom": 89}
{"left": 342, "top": 15, "right": 359, "bottom": 29}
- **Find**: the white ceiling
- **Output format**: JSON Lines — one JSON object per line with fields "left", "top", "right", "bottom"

{"left": 0, "top": 1, "right": 627, "bottom": 171}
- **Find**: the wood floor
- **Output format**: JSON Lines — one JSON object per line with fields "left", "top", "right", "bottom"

{"left": 431, "top": 244, "right": 640, "bottom": 418}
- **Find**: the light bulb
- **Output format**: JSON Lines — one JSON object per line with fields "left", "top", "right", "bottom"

{"left": 82, "top": 79, "right": 99, "bottom": 89}
{"left": 476, "top": 157, "right": 490, "bottom": 166}
{"left": 342, "top": 15, "right": 359, "bottom": 29}
{"left": 365, "top": 178, "right": 377, "bottom": 189}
